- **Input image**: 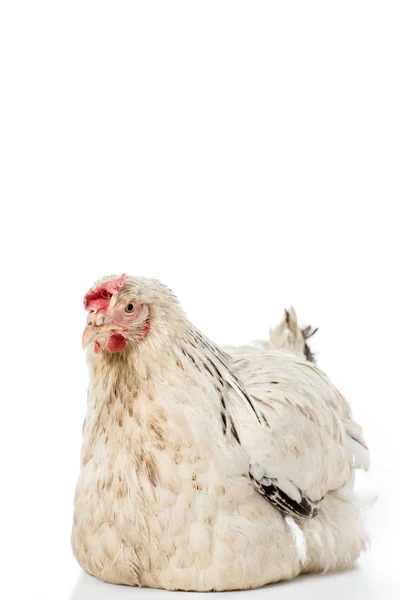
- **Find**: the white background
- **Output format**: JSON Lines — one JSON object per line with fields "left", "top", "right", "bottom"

{"left": 1, "top": 2, "right": 399, "bottom": 599}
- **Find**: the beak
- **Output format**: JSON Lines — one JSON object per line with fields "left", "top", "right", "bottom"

{"left": 82, "top": 324, "right": 98, "bottom": 349}
{"left": 82, "top": 322, "right": 127, "bottom": 350}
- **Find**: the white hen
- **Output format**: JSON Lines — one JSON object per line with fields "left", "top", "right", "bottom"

{"left": 72, "top": 275, "right": 370, "bottom": 591}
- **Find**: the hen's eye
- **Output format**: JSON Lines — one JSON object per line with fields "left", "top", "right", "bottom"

{"left": 125, "top": 301, "right": 136, "bottom": 314}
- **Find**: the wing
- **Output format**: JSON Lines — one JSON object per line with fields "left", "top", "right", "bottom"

{"left": 188, "top": 329, "right": 327, "bottom": 518}
{"left": 231, "top": 349, "right": 370, "bottom": 518}
{"left": 188, "top": 328, "right": 368, "bottom": 520}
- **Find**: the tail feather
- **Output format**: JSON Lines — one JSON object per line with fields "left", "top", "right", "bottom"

{"left": 265, "top": 306, "right": 318, "bottom": 363}
{"left": 301, "top": 322, "right": 318, "bottom": 363}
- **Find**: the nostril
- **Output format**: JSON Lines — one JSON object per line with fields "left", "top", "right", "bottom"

{"left": 88, "top": 321, "right": 94, "bottom": 327}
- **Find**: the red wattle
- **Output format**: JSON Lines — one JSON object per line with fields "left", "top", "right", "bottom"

{"left": 107, "top": 333, "right": 127, "bottom": 353}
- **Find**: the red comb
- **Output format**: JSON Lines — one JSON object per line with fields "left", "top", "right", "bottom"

{"left": 83, "top": 273, "right": 127, "bottom": 311}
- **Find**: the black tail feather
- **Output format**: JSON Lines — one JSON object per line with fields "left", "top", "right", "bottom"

{"left": 302, "top": 325, "right": 318, "bottom": 363}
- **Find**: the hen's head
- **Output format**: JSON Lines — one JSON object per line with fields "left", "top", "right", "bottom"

{"left": 82, "top": 274, "right": 183, "bottom": 355}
